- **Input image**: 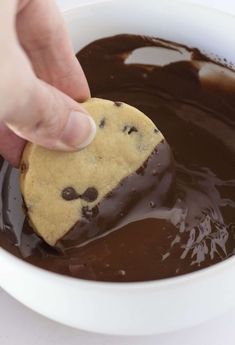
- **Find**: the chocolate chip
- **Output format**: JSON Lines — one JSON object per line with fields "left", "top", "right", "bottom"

{"left": 154, "top": 128, "right": 159, "bottom": 133}
{"left": 20, "top": 162, "right": 28, "bottom": 174}
{"left": 22, "top": 197, "right": 28, "bottom": 214}
{"left": 81, "top": 187, "right": 98, "bottom": 202}
{"left": 106, "top": 191, "right": 113, "bottom": 198}
{"left": 62, "top": 186, "right": 98, "bottom": 202}
{"left": 82, "top": 206, "right": 93, "bottom": 219}
{"left": 123, "top": 125, "right": 138, "bottom": 135}
{"left": 62, "top": 187, "right": 80, "bottom": 201}
{"left": 82, "top": 205, "right": 99, "bottom": 220}
{"left": 114, "top": 101, "right": 122, "bottom": 107}
{"left": 99, "top": 118, "right": 106, "bottom": 128}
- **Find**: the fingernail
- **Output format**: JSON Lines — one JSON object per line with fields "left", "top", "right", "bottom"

{"left": 60, "top": 111, "right": 96, "bottom": 149}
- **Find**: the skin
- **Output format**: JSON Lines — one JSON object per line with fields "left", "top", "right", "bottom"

{"left": 0, "top": 0, "right": 96, "bottom": 167}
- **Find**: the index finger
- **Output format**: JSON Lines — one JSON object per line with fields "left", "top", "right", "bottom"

{"left": 16, "top": 0, "right": 90, "bottom": 101}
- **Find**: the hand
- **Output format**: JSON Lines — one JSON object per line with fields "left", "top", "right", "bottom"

{"left": 0, "top": 0, "right": 96, "bottom": 167}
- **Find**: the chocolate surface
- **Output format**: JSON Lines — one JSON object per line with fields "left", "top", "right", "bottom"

{"left": 0, "top": 34, "right": 235, "bottom": 282}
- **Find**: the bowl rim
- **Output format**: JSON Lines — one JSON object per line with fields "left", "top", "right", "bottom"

{"left": 1, "top": 0, "right": 235, "bottom": 291}
{"left": 61, "top": 0, "right": 235, "bottom": 19}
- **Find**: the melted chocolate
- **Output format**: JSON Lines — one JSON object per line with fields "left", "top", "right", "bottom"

{"left": 0, "top": 34, "right": 235, "bottom": 282}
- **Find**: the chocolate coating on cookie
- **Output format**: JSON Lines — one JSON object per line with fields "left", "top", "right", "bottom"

{"left": 58, "top": 141, "right": 175, "bottom": 249}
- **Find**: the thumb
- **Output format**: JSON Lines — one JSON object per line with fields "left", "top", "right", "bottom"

{"left": 3, "top": 76, "right": 96, "bottom": 151}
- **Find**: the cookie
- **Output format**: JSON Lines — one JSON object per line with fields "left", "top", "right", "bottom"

{"left": 20, "top": 98, "right": 165, "bottom": 246}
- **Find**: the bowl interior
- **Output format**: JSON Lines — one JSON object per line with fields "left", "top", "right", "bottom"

{"left": 65, "top": 0, "right": 235, "bottom": 67}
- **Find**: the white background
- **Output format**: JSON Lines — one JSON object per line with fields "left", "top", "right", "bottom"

{"left": 1, "top": 1, "right": 235, "bottom": 344}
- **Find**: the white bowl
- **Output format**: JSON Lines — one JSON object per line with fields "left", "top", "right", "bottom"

{"left": 1, "top": 0, "right": 235, "bottom": 336}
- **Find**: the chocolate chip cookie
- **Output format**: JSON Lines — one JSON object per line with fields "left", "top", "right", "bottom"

{"left": 20, "top": 98, "right": 165, "bottom": 246}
